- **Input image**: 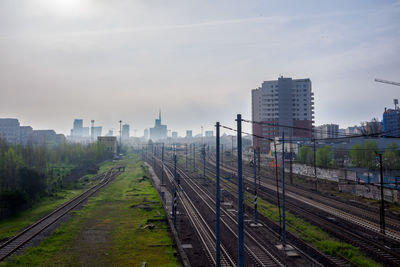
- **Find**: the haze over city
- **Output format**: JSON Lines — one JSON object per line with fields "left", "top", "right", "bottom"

{"left": 1, "top": 0, "right": 399, "bottom": 135}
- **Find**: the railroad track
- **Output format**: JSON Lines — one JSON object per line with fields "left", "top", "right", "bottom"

{"left": 210, "top": 162, "right": 400, "bottom": 266}
{"left": 0, "top": 168, "right": 121, "bottom": 262}
{"left": 160, "top": 159, "right": 286, "bottom": 267}
{"left": 161, "top": 160, "right": 236, "bottom": 266}
{"left": 213, "top": 159, "right": 400, "bottom": 242}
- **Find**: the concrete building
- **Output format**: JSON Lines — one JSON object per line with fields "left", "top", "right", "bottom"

{"left": 106, "top": 130, "right": 113, "bottom": 136}
{"left": 315, "top": 124, "right": 339, "bottom": 139}
{"left": 345, "top": 126, "right": 362, "bottom": 135}
{"left": 383, "top": 107, "right": 400, "bottom": 137}
{"left": 0, "top": 118, "right": 20, "bottom": 144}
{"left": 252, "top": 76, "right": 314, "bottom": 151}
{"left": 149, "top": 111, "right": 167, "bottom": 140}
{"left": 91, "top": 126, "right": 102, "bottom": 140}
{"left": 31, "top": 130, "right": 65, "bottom": 145}
{"left": 20, "top": 126, "right": 33, "bottom": 145}
{"left": 205, "top": 131, "right": 213, "bottom": 137}
{"left": 144, "top": 128, "right": 149, "bottom": 140}
{"left": 97, "top": 136, "right": 117, "bottom": 154}
{"left": 186, "top": 130, "right": 192, "bottom": 138}
{"left": 122, "top": 124, "right": 130, "bottom": 139}
{"left": 172, "top": 131, "right": 178, "bottom": 139}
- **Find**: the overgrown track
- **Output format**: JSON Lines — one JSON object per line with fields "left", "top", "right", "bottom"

{"left": 0, "top": 168, "right": 122, "bottom": 262}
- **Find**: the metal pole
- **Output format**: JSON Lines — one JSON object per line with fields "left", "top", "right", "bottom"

{"left": 313, "top": 139, "right": 318, "bottom": 191}
{"left": 282, "top": 132, "right": 286, "bottom": 246}
{"left": 173, "top": 150, "right": 177, "bottom": 228}
{"left": 194, "top": 143, "right": 196, "bottom": 171}
{"left": 237, "top": 114, "right": 244, "bottom": 267}
{"left": 161, "top": 143, "right": 165, "bottom": 186}
{"left": 203, "top": 144, "right": 206, "bottom": 183}
{"left": 216, "top": 122, "right": 221, "bottom": 267}
{"left": 274, "top": 141, "right": 282, "bottom": 238}
{"left": 119, "top": 120, "right": 122, "bottom": 154}
{"left": 290, "top": 136, "right": 293, "bottom": 184}
{"left": 185, "top": 143, "right": 188, "bottom": 170}
{"left": 232, "top": 136, "right": 234, "bottom": 167}
{"left": 253, "top": 148, "right": 258, "bottom": 224}
{"left": 379, "top": 153, "right": 386, "bottom": 235}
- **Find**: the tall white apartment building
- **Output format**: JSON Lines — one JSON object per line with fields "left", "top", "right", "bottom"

{"left": 251, "top": 76, "right": 314, "bottom": 151}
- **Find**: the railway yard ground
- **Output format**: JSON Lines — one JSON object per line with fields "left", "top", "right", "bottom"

{"left": 0, "top": 155, "right": 180, "bottom": 267}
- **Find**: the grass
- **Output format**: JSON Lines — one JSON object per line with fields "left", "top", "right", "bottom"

{"left": 1, "top": 154, "right": 179, "bottom": 266}
{"left": 248, "top": 193, "right": 381, "bottom": 266}
{"left": 0, "top": 161, "right": 115, "bottom": 241}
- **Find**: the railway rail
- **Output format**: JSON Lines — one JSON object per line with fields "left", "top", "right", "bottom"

{"left": 0, "top": 167, "right": 122, "bottom": 262}
{"left": 160, "top": 159, "right": 236, "bottom": 266}
{"left": 210, "top": 161, "right": 400, "bottom": 266}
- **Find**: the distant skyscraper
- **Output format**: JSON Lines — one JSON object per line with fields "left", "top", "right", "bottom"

{"left": 122, "top": 124, "right": 130, "bottom": 139}
{"left": 172, "top": 131, "right": 178, "bottom": 139}
{"left": 106, "top": 130, "right": 114, "bottom": 136}
{"left": 186, "top": 130, "right": 192, "bottom": 138}
{"left": 149, "top": 111, "right": 167, "bottom": 140}
{"left": 252, "top": 76, "right": 314, "bottom": 151}
{"left": 91, "top": 126, "right": 102, "bottom": 139}
{"left": 73, "top": 119, "right": 83, "bottom": 129}
{"left": 144, "top": 128, "right": 149, "bottom": 140}
{"left": 205, "top": 131, "right": 213, "bottom": 137}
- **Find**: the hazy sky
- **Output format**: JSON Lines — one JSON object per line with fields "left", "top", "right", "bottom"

{"left": 1, "top": 0, "right": 399, "bottom": 137}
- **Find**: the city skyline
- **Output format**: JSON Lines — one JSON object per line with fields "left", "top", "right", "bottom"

{"left": 0, "top": 0, "right": 399, "bottom": 136}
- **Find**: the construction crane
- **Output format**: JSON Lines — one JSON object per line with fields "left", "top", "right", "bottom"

{"left": 374, "top": 78, "right": 400, "bottom": 86}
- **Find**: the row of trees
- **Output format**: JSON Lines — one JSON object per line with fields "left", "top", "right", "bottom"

{"left": 298, "top": 145, "right": 335, "bottom": 168}
{"left": 297, "top": 141, "right": 400, "bottom": 170}
{"left": 0, "top": 138, "right": 112, "bottom": 214}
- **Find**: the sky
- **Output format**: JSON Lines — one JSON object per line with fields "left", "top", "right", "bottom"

{"left": 0, "top": 0, "right": 399, "bottom": 137}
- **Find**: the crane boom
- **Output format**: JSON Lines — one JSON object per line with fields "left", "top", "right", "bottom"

{"left": 375, "top": 78, "right": 400, "bottom": 86}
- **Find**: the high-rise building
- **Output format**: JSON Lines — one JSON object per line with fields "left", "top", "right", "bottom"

{"left": 172, "top": 131, "right": 178, "bottom": 139}
{"left": 205, "top": 131, "right": 213, "bottom": 137}
{"left": 315, "top": 124, "right": 339, "bottom": 139}
{"left": 186, "top": 130, "right": 192, "bottom": 138}
{"left": 383, "top": 106, "right": 400, "bottom": 137}
{"left": 252, "top": 76, "right": 314, "bottom": 151}
{"left": 20, "top": 126, "right": 33, "bottom": 145}
{"left": 122, "top": 124, "right": 130, "bottom": 139}
{"left": 91, "top": 126, "right": 102, "bottom": 140}
{"left": 0, "top": 118, "right": 20, "bottom": 144}
{"left": 144, "top": 128, "right": 149, "bottom": 140}
{"left": 149, "top": 111, "right": 167, "bottom": 140}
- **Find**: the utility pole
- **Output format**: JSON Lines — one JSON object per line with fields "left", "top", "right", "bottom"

{"left": 274, "top": 141, "right": 282, "bottom": 238}
{"left": 237, "top": 114, "right": 244, "bottom": 267}
{"left": 185, "top": 143, "right": 188, "bottom": 170}
{"left": 215, "top": 122, "right": 221, "bottom": 267}
{"left": 231, "top": 136, "right": 234, "bottom": 167}
{"left": 193, "top": 143, "right": 196, "bottom": 171}
{"left": 202, "top": 144, "right": 206, "bottom": 184}
{"left": 281, "top": 132, "right": 286, "bottom": 247}
{"left": 253, "top": 147, "right": 258, "bottom": 224}
{"left": 161, "top": 143, "right": 165, "bottom": 186}
{"left": 378, "top": 153, "right": 386, "bottom": 235}
{"left": 313, "top": 139, "right": 318, "bottom": 191}
{"left": 119, "top": 120, "right": 122, "bottom": 154}
{"left": 173, "top": 148, "right": 177, "bottom": 228}
{"left": 290, "top": 136, "right": 293, "bottom": 184}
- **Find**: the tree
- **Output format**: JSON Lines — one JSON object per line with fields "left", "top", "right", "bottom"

{"left": 298, "top": 146, "right": 313, "bottom": 164}
{"left": 383, "top": 143, "right": 400, "bottom": 170}
{"left": 316, "top": 145, "right": 333, "bottom": 168}
{"left": 349, "top": 141, "right": 378, "bottom": 168}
